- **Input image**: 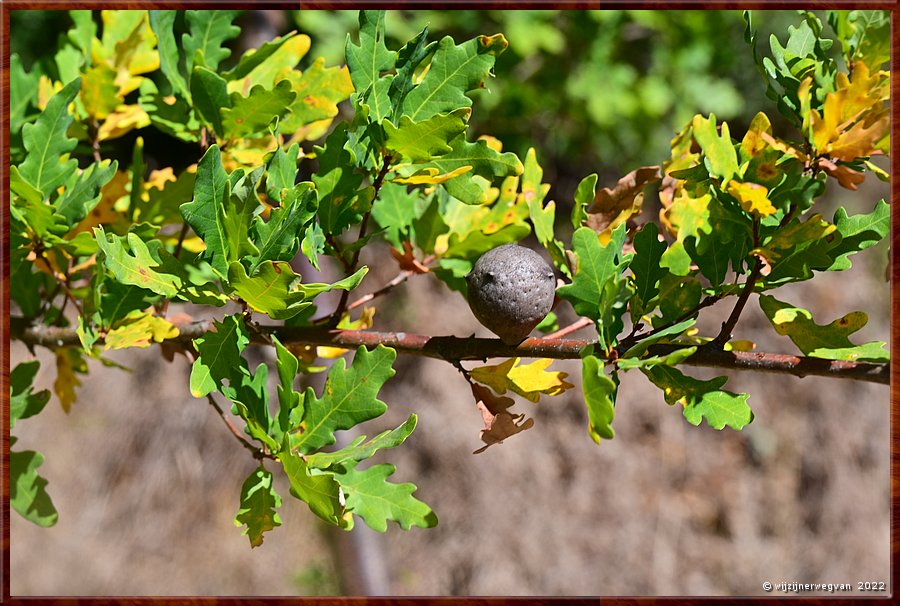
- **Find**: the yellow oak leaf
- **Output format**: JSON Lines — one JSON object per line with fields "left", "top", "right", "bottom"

{"left": 98, "top": 104, "right": 151, "bottom": 141}
{"left": 809, "top": 61, "right": 890, "bottom": 160}
{"left": 470, "top": 357, "right": 574, "bottom": 403}
{"left": 54, "top": 348, "right": 87, "bottom": 413}
{"left": 727, "top": 180, "right": 776, "bottom": 218}
{"left": 104, "top": 310, "right": 180, "bottom": 350}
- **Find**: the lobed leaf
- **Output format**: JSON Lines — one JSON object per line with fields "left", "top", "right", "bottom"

{"left": 581, "top": 355, "right": 616, "bottom": 443}
{"left": 11, "top": 446, "right": 58, "bottom": 527}
{"left": 293, "top": 345, "right": 396, "bottom": 454}
{"left": 402, "top": 34, "right": 508, "bottom": 122}
{"left": 335, "top": 463, "right": 438, "bottom": 532}
{"left": 10, "top": 361, "right": 51, "bottom": 430}
{"left": 189, "top": 315, "right": 251, "bottom": 398}
{"left": 234, "top": 467, "right": 283, "bottom": 548}
{"left": 643, "top": 365, "right": 753, "bottom": 430}
{"left": 18, "top": 77, "right": 81, "bottom": 200}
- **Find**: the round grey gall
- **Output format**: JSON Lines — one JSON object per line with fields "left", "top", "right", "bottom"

{"left": 465, "top": 243, "right": 556, "bottom": 345}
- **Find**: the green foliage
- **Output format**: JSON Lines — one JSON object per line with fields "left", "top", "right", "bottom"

{"left": 10, "top": 362, "right": 58, "bottom": 527}
{"left": 9, "top": 9, "right": 889, "bottom": 543}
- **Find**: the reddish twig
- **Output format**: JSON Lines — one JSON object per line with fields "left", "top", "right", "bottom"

{"left": 544, "top": 317, "right": 593, "bottom": 340}
{"left": 11, "top": 317, "right": 889, "bottom": 385}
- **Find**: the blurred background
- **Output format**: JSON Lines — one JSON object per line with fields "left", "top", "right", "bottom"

{"left": 10, "top": 9, "right": 890, "bottom": 596}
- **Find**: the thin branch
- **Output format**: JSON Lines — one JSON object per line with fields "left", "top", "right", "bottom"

{"left": 329, "top": 155, "right": 394, "bottom": 325}
{"left": 35, "top": 251, "right": 83, "bottom": 318}
{"left": 347, "top": 269, "right": 413, "bottom": 312}
{"left": 712, "top": 219, "right": 762, "bottom": 347}
{"left": 619, "top": 292, "right": 723, "bottom": 351}
{"left": 205, "top": 394, "right": 274, "bottom": 461}
{"left": 11, "top": 317, "right": 889, "bottom": 385}
{"left": 544, "top": 317, "right": 593, "bottom": 340}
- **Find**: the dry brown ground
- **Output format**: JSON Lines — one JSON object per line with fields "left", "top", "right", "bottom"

{"left": 10, "top": 182, "right": 890, "bottom": 597}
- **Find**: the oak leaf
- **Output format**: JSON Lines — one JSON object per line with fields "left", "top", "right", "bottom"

{"left": 586, "top": 166, "right": 660, "bottom": 244}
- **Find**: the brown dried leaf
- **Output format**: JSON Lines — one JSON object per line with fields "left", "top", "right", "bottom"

{"left": 816, "top": 158, "right": 866, "bottom": 190}
{"left": 470, "top": 382, "right": 533, "bottom": 454}
{"left": 390, "top": 241, "right": 430, "bottom": 274}
{"left": 586, "top": 166, "right": 661, "bottom": 243}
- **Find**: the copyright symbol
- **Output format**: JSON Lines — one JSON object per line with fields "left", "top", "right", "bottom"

{"left": 763, "top": 582, "right": 773, "bottom": 592}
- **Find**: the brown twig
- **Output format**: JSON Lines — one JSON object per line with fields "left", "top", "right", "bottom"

{"left": 205, "top": 394, "right": 274, "bottom": 461}
{"left": 712, "top": 220, "right": 762, "bottom": 347}
{"left": 347, "top": 269, "right": 413, "bottom": 312}
{"left": 11, "top": 317, "right": 889, "bottom": 385}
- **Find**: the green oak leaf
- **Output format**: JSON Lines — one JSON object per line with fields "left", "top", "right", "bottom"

{"left": 345, "top": 10, "right": 396, "bottom": 103}
{"left": 249, "top": 184, "right": 318, "bottom": 271}
{"left": 293, "top": 345, "right": 396, "bottom": 454}
{"left": 265, "top": 144, "right": 300, "bottom": 204}
{"left": 234, "top": 466, "right": 283, "bottom": 548}
{"left": 10, "top": 361, "right": 51, "bottom": 430}
{"left": 18, "top": 77, "right": 80, "bottom": 200}
{"left": 335, "top": 462, "right": 438, "bottom": 532}
{"left": 306, "top": 415, "right": 418, "bottom": 469}
{"left": 557, "top": 225, "right": 634, "bottom": 352}
{"left": 227, "top": 261, "right": 313, "bottom": 321}
{"left": 189, "top": 314, "right": 251, "bottom": 398}
{"left": 11, "top": 53, "right": 39, "bottom": 134}
{"left": 572, "top": 173, "right": 598, "bottom": 229}
{"left": 222, "top": 80, "right": 296, "bottom": 140}
{"left": 759, "top": 295, "right": 889, "bottom": 362}
{"left": 388, "top": 26, "right": 436, "bottom": 118}
{"left": 621, "top": 318, "right": 698, "bottom": 360}
{"left": 394, "top": 135, "right": 523, "bottom": 205}
{"left": 190, "top": 67, "right": 230, "bottom": 139}
{"left": 824, "top": 199, "right": 889, "bottom": 271}
{"left": 371, "top": 182, "right": 429, "bottom": 249}
{"left": 278, "top": 451, "right": 348, "bottom": 528}
{"left": 402, "top": 33, "right": 508, "bottom": 122}
{"left": 274, "top": 338, "right": 303, "bottom": 445}
{"left": 182, "top": 10, "right": 240, "bottom": 72}
{"left": 616, "top": 347, "right": 698, "bottom": 370}
{"left": 643, "top": 365, "right": 753, "bottom": 430}
{"left": 582, "top": 355, "right": 616, "bottom": 443}
{"left": 228, "top": 262, "right": 366, "bottom": 320}
{"left": 312, "top": 124, "right": 367, "bottom": 235}
{"left": 55, "top": 160, "right": 118, "bottom": 228}
{"left": 148, "top": 11, "right": 190, "bottom": 100}
{"left": 94, "top": 228, "right": 183, "bottom": 297}
{"left": 630, "top": 222, "right": 668, "bottom": 313}
{"left": 11, "top": 445, "right": 58, "bottom": 527}
{"left": 382, "top": 109, "right": 471, "bottom": 163}
{"left": 225, "top": 362, "right": 276, "bottom": 450}
{"left": 181, "top": 145, "right": 259, "bottom": 277}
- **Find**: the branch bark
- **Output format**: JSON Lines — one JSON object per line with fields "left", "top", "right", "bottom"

{"left": 11, "top": 316, "right": 889, "bottom": 385}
